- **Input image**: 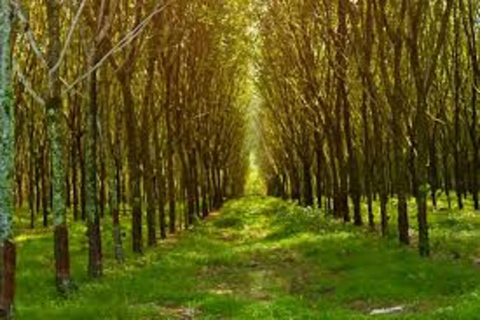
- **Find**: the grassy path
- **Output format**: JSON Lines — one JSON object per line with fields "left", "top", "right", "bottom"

{"left": 16, "top": 197, "right": 480, "bottom": 319}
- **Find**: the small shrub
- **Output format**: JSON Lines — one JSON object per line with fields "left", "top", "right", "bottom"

{"left": 214, "top": 216, "right": 244, "bottom": 229}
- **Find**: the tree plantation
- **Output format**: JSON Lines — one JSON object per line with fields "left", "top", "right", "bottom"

{"left": 258, "top": 0, "right": 480, "bottom": 253}
{"left": 1, "top": 0, "right": 480, "bottom": 319}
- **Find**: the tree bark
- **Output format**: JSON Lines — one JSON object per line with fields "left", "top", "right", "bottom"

{"left": 85, "top": 50, "right": 103, "bottom": 276}
{"left": 46, "top": 0, "right": 74, "bottom": 293}
{"left": 0, "top": 1, "right": 16, "bottom": 315}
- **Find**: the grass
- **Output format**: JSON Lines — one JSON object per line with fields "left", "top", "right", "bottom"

{"left": 12, "top": 195, "right": 480, "bottom": 319}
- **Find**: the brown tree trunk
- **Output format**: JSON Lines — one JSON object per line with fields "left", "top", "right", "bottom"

{"left": 71, "top": 113, "right": 79, "bottom": 221}
{"left": 79, "top": 132, "right": 87, "bottom": 221}
{"left": 113, "top": 159, "right": 125, "bottom": 263}
{"left": 0, "top": 241, "right": 15, "bottom": 320}
{"left": 165, "top": 102, "right": 176, "bottom": 234}
{"left": 99, "top": 157, "right": 106, "bottom": 219}
{"left": 86, "top": 55, "right": 103, "bottom": 276}
{"left": 119, "top": 78, "right": 143, "bottom": 253}
{"left": 429, "top": 133, "right": 438, "bottom": 209}
{"left": 392, "top": 6, "right": 409, "bottom": 245}
{"left": 335, "top": 0, "right": 350, "bottom": 223}
{"left": 302, "top": 158, "right": 313, "bottom": 207}
{"left": 28, "top": 122, "right": 36, "bottom": 229}
{"left": 41, "top": 148, "right": 49, "bottom": 227}
{"left": 380, "top": 193, "right": 388, "bottom": 237}
{"left": 416, "top": 97, "right": 430, "bottom": 257}
{"left": 314, "top": 132, "right": 323, "bottom": 209}
{"left": 87, "top": 219, "right": 102, "bottom": 277}
{"left": 54, "top": 224, "right": 72, "bottom": 293}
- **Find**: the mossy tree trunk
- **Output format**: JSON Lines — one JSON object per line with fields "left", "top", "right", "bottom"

{"left": 86, "top": 50, "right": 103, "bottom": 277}
{"left": 45, "top": 0, "right": 74, "bottom": 294}
{"left": 0, "top": 0, "right": 16, "bottom": 317}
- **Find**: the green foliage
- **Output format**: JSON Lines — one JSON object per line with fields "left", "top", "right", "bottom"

{"left": 244, "top": 156, "right": 266, "bottom": 196}
{"left": 213, "top": 216, "right": 244, "bottom": 229}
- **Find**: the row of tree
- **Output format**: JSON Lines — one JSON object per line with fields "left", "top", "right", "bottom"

{"left": 0, "top": 0, "right": 251, "bottom": 317}
{"left": 257, "top": 0, "right": 477, "bottom": 256}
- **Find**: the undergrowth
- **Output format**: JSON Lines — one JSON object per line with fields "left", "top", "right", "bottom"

{"left": 12, "top": 196, "right": 480, "bottom": 319}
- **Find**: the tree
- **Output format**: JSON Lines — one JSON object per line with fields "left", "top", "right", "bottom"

{"left": 0, "top": 0, "right": 16, "bottom": 317}
{"left": 45, "top": 0, "right": 74, "bottom": 293}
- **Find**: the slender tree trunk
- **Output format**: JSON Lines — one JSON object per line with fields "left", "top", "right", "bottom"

{"left": 46, "top": 0, "right": 74, "bottom": 293}
{"left": 290, "top": 164, "right": 301, "bottom": 203}
{"left": 165, "top": 101, "right": 176, "bottom": 234}
{"left": 70, "top": 103, "right": 79, "bottom": 222}
{"left": 28, "top": 116, "right": 36, "bottom": 229}
{"left": 79, "top": 128, "right": 87, "bottom": 220}
{"left": 416, "top": 95, "right": 430, "bottom": 257}
{"left": 380, "top": 193, "right": 388, "bottom": 237}
{"left": 99, "top": 156, "right": 106, "bottom": 219}
{"left": 112, "top": 158, "right": 125, "bottom": 263}
{"left": 314, "top": 132, "right": 323, "bottom": 209}
{"left": 65, "top": 154, "right": 71, "bottom": 210}
{"left": 361, "top": 88, "right": 374, "bottom": 228}
{"left": 192, "top": 153, "right": 201, "bottom": 218}
{"left": 443, "top": 139, "right": 451, "bottom": 209}
{"left": 86, "top": 51, "right": 103, "bottom": 277}
{"left": 112, "top": 103, "right": 125, "bottom": 262}
{"left": 121, "top": 79, "right": 142, "bottom": 253}
{"left": 153, "top": 122, "right": 166, "bottom": 239}
{"left": 143, "top": 54, "right": 157, "bottom": 247}
{"left": 42, "top": 147, "right": 49, "bottom": 227}
{"left": 362, "top": 0, "right": 375, "bottom": 229}
{"left": 0, "top": 1, "right": 16, "bottom": 315}
{"left": 302, "top": 157, "right": 314, "bottom": 207}
{"left": 35, "top": 154, "right": 41, "bottom": 224}
{"left": 392, "top": 14, "right": 409, "bottom": 245}
{"left": 335, "top": 0, "right": 350, "bottom": 223}
{"left": 158, "top": 165, "right": 167, "bottom": 239}
{"left": 429, "top": 133, "right": 438, "bottom": 209}
{"left": 180, "top": 148, "right": 194, "bottom": 227}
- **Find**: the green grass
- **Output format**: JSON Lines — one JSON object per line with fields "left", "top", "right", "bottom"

{"left": 12, "top": 196, "right": 480, "bottom": 319}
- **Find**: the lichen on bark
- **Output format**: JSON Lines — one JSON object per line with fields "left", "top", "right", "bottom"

{"left": 0, "top": 0, "right": 14, "bottom": 244}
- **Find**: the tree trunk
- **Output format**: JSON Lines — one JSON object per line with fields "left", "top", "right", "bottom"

{"left": 41, "top": 148, "right": 49, "bottom": 227}
{"left": 165, "top": 101, "right": 176, "bottom": 234}
{"left": 302, "top": 158, "right": 313, "bottom": 207}
{"left": 85, "top": 51, "right": 103, "bottom": 276}
{"left": 380, "top": 193, "right": 388, "bottom": 237}
{"left": 0, "top": 1, "right": 16, "bottom": 314}
{"left": 71, "top": 113, "right": 79, "bottom": 221}
{"left": 416, "top": 97, "right": 430, "bottom": 257}
{"left": 392, "top": 15, "right": 409, "bottom": 245}
{"left": 0, "top": 241, "right": 15, "bottom": 320}
{"left": 335, "top": 0, "right": 350, "bottom": 223}
{"left": 119, "top": 77, "right": 143, "bottom": 253}
{"left": 113, "top": 157, "right": 125, "bottom": 263}
{"left": 314, "top": 132, "right": 323, "bottom": 209}
{"left": 46, "top": 0, "right": 74, "bottom": 293}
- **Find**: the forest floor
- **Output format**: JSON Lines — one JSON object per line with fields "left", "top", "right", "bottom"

{"left": 13, "top": 196, "right": 480, "bottom": 319}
